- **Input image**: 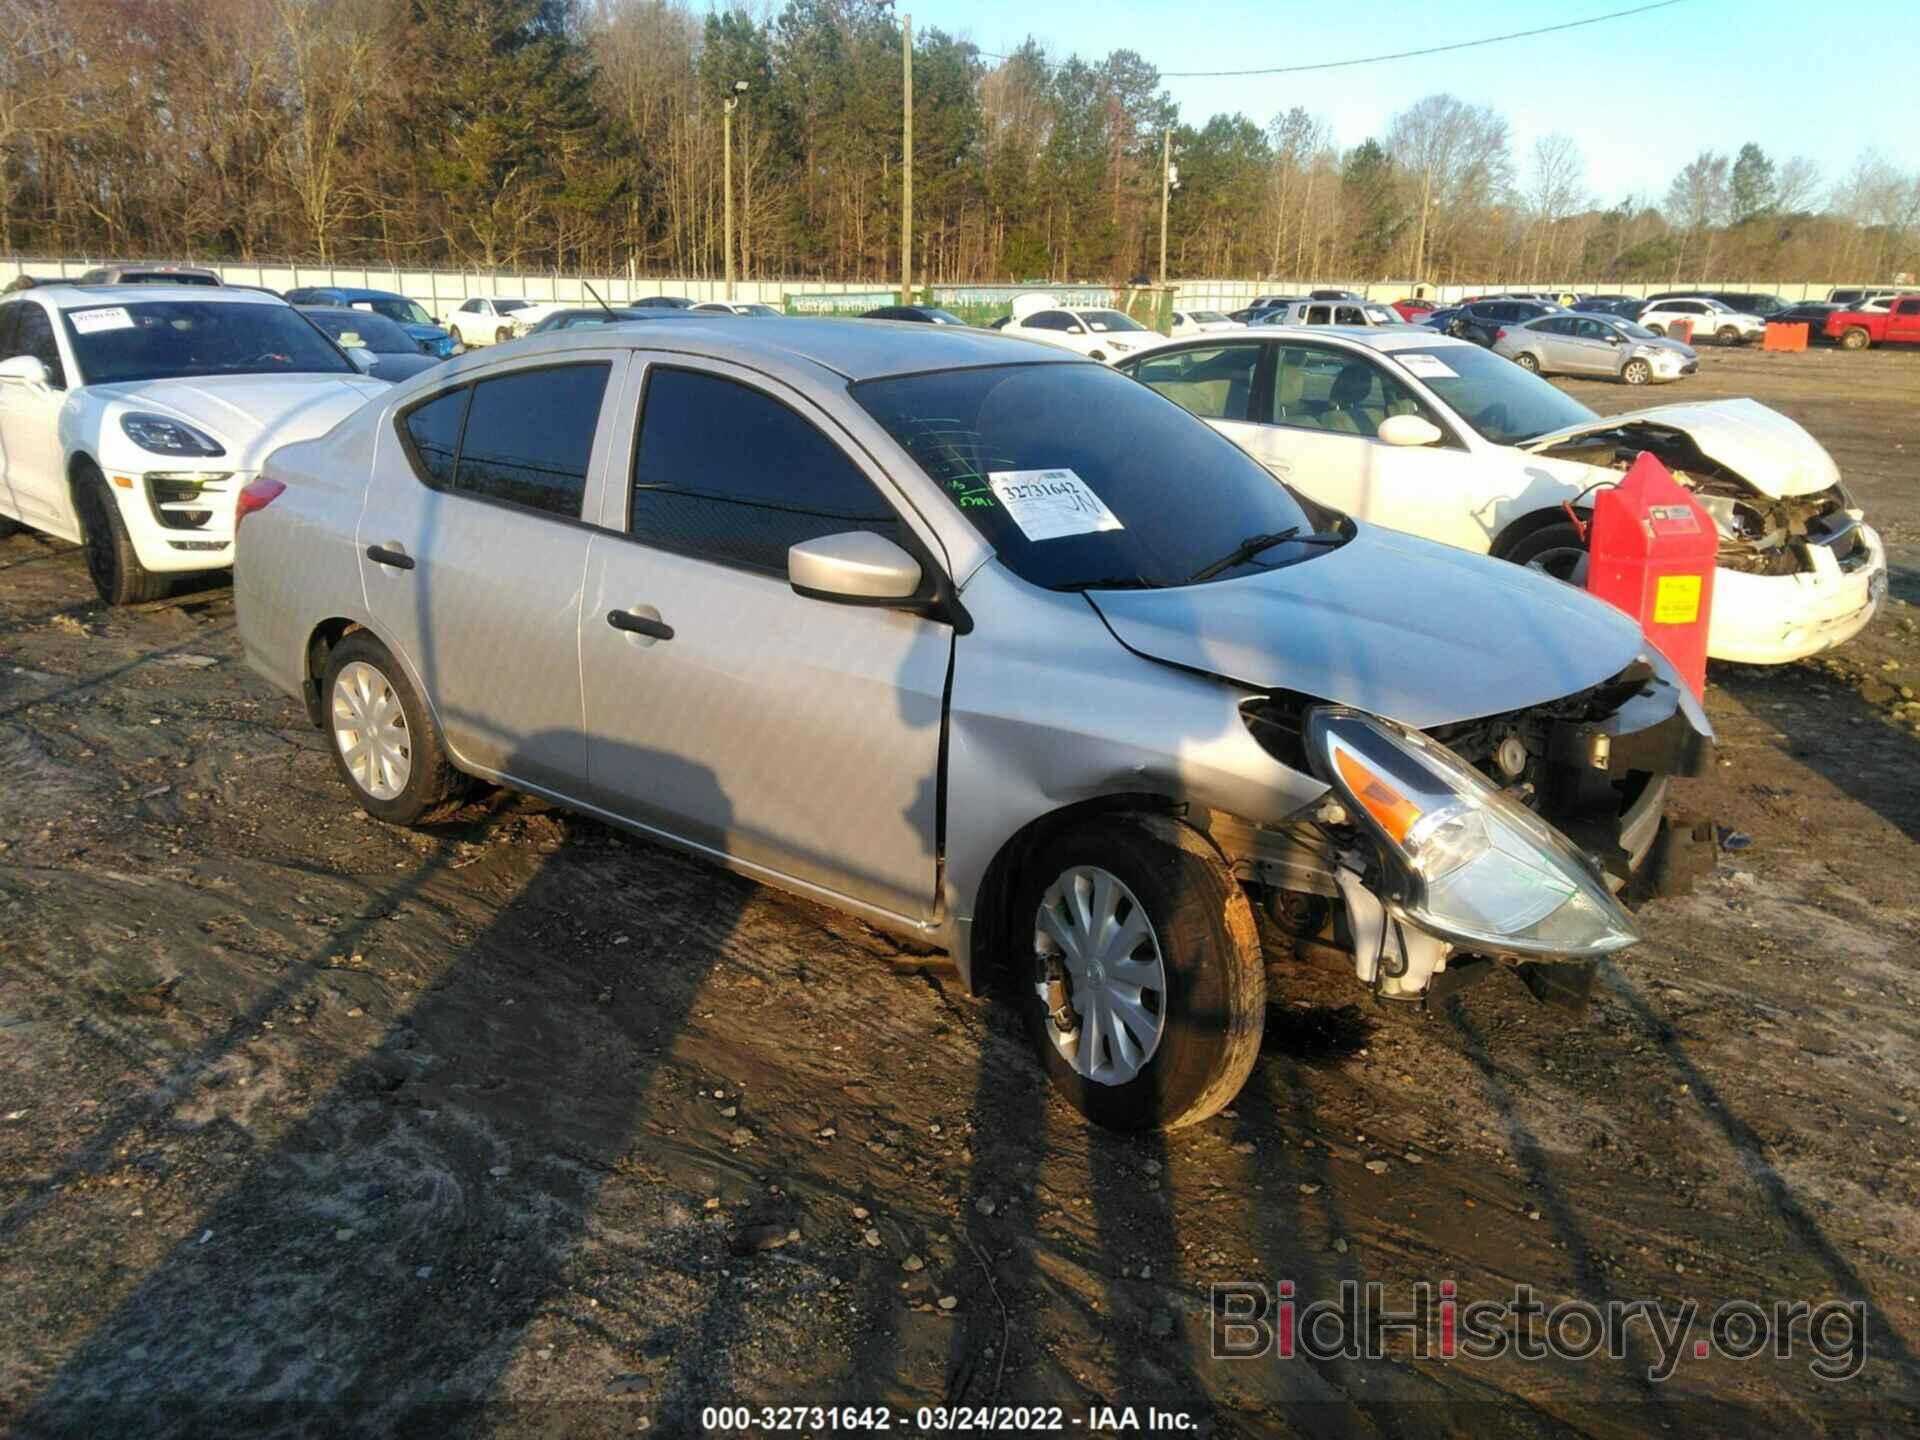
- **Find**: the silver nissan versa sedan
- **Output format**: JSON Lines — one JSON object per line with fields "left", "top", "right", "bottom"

{"left": 233, "top": 319, "right": 1713, "bottom": 1130}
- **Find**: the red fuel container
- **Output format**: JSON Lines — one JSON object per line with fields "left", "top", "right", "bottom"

{"left": 1585, "top": 451, "right": 1717, "bottom": 698}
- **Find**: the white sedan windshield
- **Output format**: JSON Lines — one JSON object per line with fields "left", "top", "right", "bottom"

{"left": 1080, "top": 310, "right": 1146, "bottom": 333}
{"left": 1394, "top": 345, "right": 1597, "bottom": 446}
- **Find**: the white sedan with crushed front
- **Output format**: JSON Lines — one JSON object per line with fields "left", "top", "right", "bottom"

{"left": 0, "top": 284, "right": 387, "bottom": 603}
{"left": 1117, "top": 328, "right": 1886, "bottom": 664}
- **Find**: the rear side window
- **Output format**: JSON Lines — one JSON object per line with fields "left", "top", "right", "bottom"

{"left": 1126, "top": 343, "right": 1261, "bottom": 422}
{"left": 398, "top": 363, "right": 609, "bottom": 517}
{"left": 628, "top": 367, "right": 903, "bottom": 576}
{"left": 455, "top": 365, "right": 609, "bottom": 518}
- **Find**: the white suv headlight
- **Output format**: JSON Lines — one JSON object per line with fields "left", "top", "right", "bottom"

{"left": 1307, "top": 708, "right": 1639, "bottom": 958}
{"left": 120, "top": 412, "right": 226, "bottom": 458}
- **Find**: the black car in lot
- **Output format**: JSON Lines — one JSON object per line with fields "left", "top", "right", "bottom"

{"left": 1446, "top": 298, "right": 1564, "bottom": 346}
{"left": 1767, "top": 301, "right": 1844, "bottom": 341}
{"left": 298, "top": 307, "right": 445, "bottom": 383}
{"left": 1573, "top": 296, "right": 1645, "bottom": 319}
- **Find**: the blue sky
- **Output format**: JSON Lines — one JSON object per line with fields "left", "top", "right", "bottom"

{"left": 911, "top": 0, "right": 1915, "bottom": 204}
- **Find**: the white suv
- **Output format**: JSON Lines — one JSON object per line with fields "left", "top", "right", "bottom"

{"left": 0, "top": 285, "right": 387, "bottom": 603}
{"left": 1635, "top": 297, "right": 1763, "bottom": 345}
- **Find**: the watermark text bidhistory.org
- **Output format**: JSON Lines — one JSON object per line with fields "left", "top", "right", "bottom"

{"left": 1212, "top": 1281, "right": 1867, "bottom": 1382}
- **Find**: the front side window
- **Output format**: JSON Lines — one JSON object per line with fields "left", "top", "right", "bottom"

{"left": 1391, "top": 344, "right": 1596, "bottom": 446}
{"left": 11, "top": 304, "right": 67, "bottom": 387}
{"left": 454, "top": 364, "right": 609, "bottom": 517}
{"left": 1271, "top": 347, "right": 1429, "bottom": 439}
{"left": 628, "top": 367, "right": 904, "bottom": 575}
{"left": 60, "top": 300, "right": 353, "bottom": 384}
{"left": 1125, "top": 343, "right": 1261, "bottom": 422}
{"left": 854, "top": 361, "right": 1334, "bottom": 592}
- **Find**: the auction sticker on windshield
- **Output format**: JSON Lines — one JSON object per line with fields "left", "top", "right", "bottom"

{"left": 988, "top": 468, "right": 1124, "bottom": 542}
{"left": 1398, "top": 353, "right": 1457, "bottom": 379}
{"left": 68, "top": 307, "right": 135, "bottom": 335}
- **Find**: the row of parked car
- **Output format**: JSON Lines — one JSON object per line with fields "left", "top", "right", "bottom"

{"left": 0, "top": 273, "right": 1889, "bottom": 1128}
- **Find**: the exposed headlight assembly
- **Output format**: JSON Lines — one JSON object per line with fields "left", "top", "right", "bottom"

{"left": 120, "top": 412, "right": 226, "bottom": 457}
{"left": 1307, "top": 708, "right": 1639, "bottom": 959}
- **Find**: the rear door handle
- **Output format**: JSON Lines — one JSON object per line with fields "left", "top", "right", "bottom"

{"left": 606, "top": 610, "right": 673, "bottom": 641}
{"left": 366, "top": 544, "right": 415, "bottom": 571}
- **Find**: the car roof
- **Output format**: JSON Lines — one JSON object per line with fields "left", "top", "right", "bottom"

{"left": 434, "top": 315, "right": 1085, "bottom": 382}
{"left": 1149, "top": 326, "right": 1475, "bottom": 356}
{"left": 305, "top": 286, "right": 404, "bottom": 300}
{"left": 18, "top": 283, "right": 289, "bottom": 307}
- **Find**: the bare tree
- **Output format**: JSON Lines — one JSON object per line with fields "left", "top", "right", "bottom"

{"left": 1773, "top": 156, "right": 1823, "bottom": 215}
{"left": 1386, "top": 94, "right": 1512, "bottom": 284}
{"left": 1524, "top": 133, "right": 1585, "bottom": 281}
{"left": 1665, "top": 150, "right": 1730, "bottom": 277}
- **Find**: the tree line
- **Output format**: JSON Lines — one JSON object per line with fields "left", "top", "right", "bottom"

{"left": 3, "top": 0, "right": 1915, "bottom": 283}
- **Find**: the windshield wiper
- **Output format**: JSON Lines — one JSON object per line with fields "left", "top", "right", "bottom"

{"left": 1185, "top": 527, "right": 1343, "bottom": 583}
{"left": 1055, "top": 575, "right": 1162, "bottom": 592}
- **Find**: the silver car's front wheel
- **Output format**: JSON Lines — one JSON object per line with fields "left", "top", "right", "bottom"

{"left": 332, "top": 660, "right": 412, "bottom": 800}
{"left": 1012, "top": 818, "right": 1264, "bottom": 1131}
{"left": 1033, "top": 865, "right": 1168, "bottom": 1085}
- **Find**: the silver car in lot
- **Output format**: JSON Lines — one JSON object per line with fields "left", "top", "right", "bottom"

{"left": 1494, "top": 311, "right": 1696, "bottom": 385}
{"left": 234, "top": 321, "right": 1711, "bottom": 1130}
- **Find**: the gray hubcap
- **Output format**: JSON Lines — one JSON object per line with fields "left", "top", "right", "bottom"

{"left": 332, "top": 661, "right": 411, "bottom": 801}
{"left": 1033, "top": 866, "right": 1167, "bottom": 1086}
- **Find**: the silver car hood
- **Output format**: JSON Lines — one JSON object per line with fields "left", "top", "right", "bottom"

{"left": 1085, "top": 526, "right": 1647, "bottom": 729}
{"left": 1517, "top": 397, "right": 1839, "bottom": 498}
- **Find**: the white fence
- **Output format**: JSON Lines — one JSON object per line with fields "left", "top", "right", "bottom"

{"left": 1, "top": 256, "right": 1888, "bottom": 315}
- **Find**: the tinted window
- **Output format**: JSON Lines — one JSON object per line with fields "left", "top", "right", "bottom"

{"left": 61, "top": 300, "right": 351, "bottom": 384}
{"left": 0, "top": 303, "right": 18, "bottom": 359}
{"left": 454, "top": 364, "right": 608, "bottom": 518}
{"left": 11, "top": 305, "right": 65, "bottom": 385}
{"left": 1533, "top": 317, "right": 1571, "bottom": 335}
{"left": 855, "top": 362, "right": 1332, "bottom": 592}
{"left": 1125, "top": 343, "right": 1261, "bottom": 421}
{"left": 402, "top": 387, "right": 468, "bottom": 488}
{"left": 1026, "top": 311, "right": 1073, "bottom": 332}
{"left": 1333, "top": 306, "right": 1364, "bottom": 325}
{"left": 16, "top": 306, "right": 68, "bottom": 387}
{"left": 629, "top": 367, "right": 903, "bottom": 575}
{"left": 1305, "top": 306, "right": 1332, "bottom": 325}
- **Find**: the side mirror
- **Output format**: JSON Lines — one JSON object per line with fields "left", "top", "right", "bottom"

{"left": 1067, "top": 324, "right": 1086, "bottom": 335}
{"left": 0, "top": 355, "right": 49, "bottom": 386}
{"left": 789, "top": 531, "right": 923, "bottom": 604}
{"left": 345, "top": 346, "right": 379, "bottom": 373}
{"left": 1378, "top": 413, "right": 1443, "bottom": 448}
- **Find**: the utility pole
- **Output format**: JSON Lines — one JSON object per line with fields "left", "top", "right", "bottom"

{"left": 723, "top": 80, "right": 748, "bottom": 300}
{"left": 1158, "top": 128, "right": 1177, "bottom": 286}
{"left": 901, "top": 13, "right": 913, "bottom": 305}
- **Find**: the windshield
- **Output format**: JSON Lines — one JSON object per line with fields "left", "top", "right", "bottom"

{"left": 62, "top": 300, "right": 356, "bottom": 384}
{"left": 853, "top": 362, "right": 1336, "bottom": 591}
{"left": 1391, "top": 344, "right": 1596, "bottom": 446}
{"left": 1614, "top": 320, "right": 1659, "bottom": 340}
{"left": 495, "top": 299, "right": 531, "bottom": 313}
{"left": 305, "top": 309, "right": 413, "bottom": 354}
{"left": 348, "top": 296, "right": 434, "bottom": 327}
{"left": 1362, "top": 306, "right": 1396, "bottom": 324}
{"left": 1078, "top": 309, "right": 1146, "bottom": 333}
{"left": 922, "top": 308, "right": 968, "bottom": 325}
{"left": 1191, "top": 310, "right": 1228, "bottom": 323}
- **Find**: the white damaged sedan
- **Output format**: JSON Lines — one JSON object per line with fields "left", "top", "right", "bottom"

{"left": 1119, "top": 328, "right": 1887, "bottom": 665}
{"left": 0, "top": 284, "right": 387, "bottom": 603}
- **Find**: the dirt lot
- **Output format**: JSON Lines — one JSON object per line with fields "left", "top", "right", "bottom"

{"left": 1, "top": 343, "right": 1918, "bottom": 1438}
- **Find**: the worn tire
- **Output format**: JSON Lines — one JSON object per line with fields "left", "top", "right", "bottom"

{"left": 1645, "top": 323, "right": 1666, "bottom": 337}
{"left": 1505, "top": 520, "right": 1590, "bottom": 584}
{"left": 495, "top": 327, "right": 511, "bottom": 345}
{"left": 1011, "top": 816, "right": 1264, "bottom": 1131}
{"left": 449, "top": 325, "right": 464, "bottom": 348}
{"left": 1840, "top": 326, "right": 1870, "bottom": 351}
{"left": 74, "top": 460, "right": 168, "bottom": 605}
{"left": 320, "top": 631, "right": 467, "bottom": 826}
{"left": 1513, "top": 351, "right": 1540, "bottom": 372}
{"left": 1622, "top": 358, "right": 1653, "bottom": 386}
{"left": 1715, "top": 325, "right": 1741, "bottom": 345}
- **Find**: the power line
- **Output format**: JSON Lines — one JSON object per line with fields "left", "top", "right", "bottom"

{"left": 977, "top": 0, "right": 1690, "bottom": 78}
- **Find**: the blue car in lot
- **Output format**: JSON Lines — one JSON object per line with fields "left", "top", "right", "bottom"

{"left": 283, "top": 286, "right": 455, "bottom": 358}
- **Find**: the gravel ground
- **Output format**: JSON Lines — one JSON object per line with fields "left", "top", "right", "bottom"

{"left": 1, "top": 341, "right": 1917, "bottom": 1438}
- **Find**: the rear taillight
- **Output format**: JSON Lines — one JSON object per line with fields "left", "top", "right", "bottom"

{"left": 235, "top": 476, "right": 286, "bottom": 529}
{"left": 1495, "top": 327, "right": 1507, "bottom": 341}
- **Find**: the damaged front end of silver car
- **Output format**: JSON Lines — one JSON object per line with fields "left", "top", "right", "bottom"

{"left": 1203, "top": 660, "right": 1715, "bottom": 1013}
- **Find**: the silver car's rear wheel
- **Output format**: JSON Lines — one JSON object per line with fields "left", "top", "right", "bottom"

{"left": 1514, "top": 351, "right": 1539, "bottom": 372}
{"left": 332, "top": 660, "right": 412, "bottom": 800}
{"left": 1033, "top": 865, "right": 1168, "bottom": 1085}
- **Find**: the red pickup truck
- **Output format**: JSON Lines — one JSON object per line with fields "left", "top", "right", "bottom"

{"left": 1825, "top": 295, "right": 1920, "bottom": 350}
